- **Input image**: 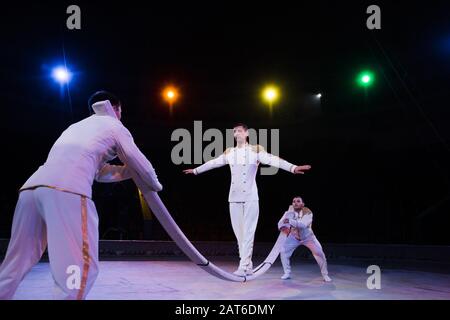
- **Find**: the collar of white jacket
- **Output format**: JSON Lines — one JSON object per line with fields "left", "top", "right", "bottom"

{"left": 91, "top": 100, "right": 118, "bottom": 120}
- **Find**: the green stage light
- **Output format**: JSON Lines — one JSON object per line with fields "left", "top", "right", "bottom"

{"left": 357, "top": 71, "right": 375, "bottom": 87}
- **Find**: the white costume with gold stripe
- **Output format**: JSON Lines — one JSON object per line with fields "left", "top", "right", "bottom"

{"left": 0, "top": 100, "right": 162, "bottom": 299}
{"left": 278, "top": 207, "right": 329, "bottom": 278}
{"left": 194, "top": 143, "right": 297, "bottom": 273}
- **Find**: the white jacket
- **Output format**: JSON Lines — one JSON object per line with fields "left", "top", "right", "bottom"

{"left": 278, "top": 207, "right": 314, "bottom": 240}
{"left": 193, "top": 143, "right": 297, "bottom": 202}
{"left": 21, "top": 100, "right": 162, "bottom": 198}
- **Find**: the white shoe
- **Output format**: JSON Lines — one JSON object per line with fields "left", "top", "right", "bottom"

{"left": 281, "top": 273, "right": 291, "bottom": 280}
{"left": 233, "top": 269, "right": 246, "bottom": 277}
{"left": 323, "top": 275, "right": 332, "bottom": 282}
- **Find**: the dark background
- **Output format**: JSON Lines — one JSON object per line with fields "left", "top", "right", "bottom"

{"left": 0, "top": 1, "right": 449, "bottom": 244}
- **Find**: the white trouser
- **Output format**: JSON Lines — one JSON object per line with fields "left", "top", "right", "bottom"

{"left": 229, "top": 201, "right": 259, "bottom": 271}
{"left": 280, "top": 233, "right": 328, "bottom": 276}
{"left": 0, "top": 187, "right": 99, "bottom": 300}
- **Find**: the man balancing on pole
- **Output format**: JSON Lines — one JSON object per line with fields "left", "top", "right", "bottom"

{"left": 183, "top": 123, "right": 311, "bottom": 276}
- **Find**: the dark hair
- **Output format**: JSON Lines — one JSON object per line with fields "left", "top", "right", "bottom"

{"left": 293, "top": 196, "right": 304, "bottom": 202}
{"left": 233, "top": 123, "right": 248, "bottom": 131}
{"left": 88, "top": 91, "right": 121, "bottom": 112}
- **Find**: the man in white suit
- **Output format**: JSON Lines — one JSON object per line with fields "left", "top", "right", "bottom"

{"left": 278, "top": 196, "right": 331, "bottom": 282}
{"left": 0, "top": 91, "right": 162, "bottom": 299}
{"left": 184, "top": 123, "right": 311, "bottom": 276}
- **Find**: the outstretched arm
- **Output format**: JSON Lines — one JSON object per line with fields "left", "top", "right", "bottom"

{"left": 256, "top": 146, "right": 311, "bottom": 174}
{"left": 183, "top": 152, "right": 228, "bottom": 175}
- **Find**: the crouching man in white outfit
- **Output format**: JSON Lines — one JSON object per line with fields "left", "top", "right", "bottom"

{"left": 0, "top": 91, "right": 163, "bottom": 300}
{"left": 278, "top": 196, "right": 332, "bottom": 282}
{"left": 184, "top": 123, "right": 311, "bottom": 276}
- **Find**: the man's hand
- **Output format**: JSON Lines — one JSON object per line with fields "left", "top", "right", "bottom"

{"left": 280, "top": 227, "right": 290, "bottom": 236}
{"left": 294, "top": 165, "right": 311, "bottom": 175}
{"left": 183, "top": 169, "right": 195, "bottom": 174}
